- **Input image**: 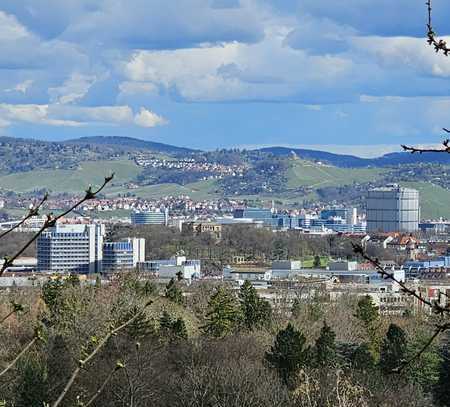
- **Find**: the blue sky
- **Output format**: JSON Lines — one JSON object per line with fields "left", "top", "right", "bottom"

{"left": 0, "top": 0, "right": 450, "bottom": 155}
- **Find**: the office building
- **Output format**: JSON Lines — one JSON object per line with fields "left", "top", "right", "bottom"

{"left": 131, "top": 208, "right": 169, "bottom": 225}
{"left": 366, "top": 185, "right": 419, "bottom": 233}
{"left": 103, "top": 238, "right": 145, "bottom": 272}
{"left": 233, "top": 207, "right": 278, "bottom": 227}
{"left": 37, "top": 224, "right": 105, "bottom": 273}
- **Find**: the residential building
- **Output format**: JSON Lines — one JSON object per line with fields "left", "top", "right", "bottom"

{"left": 366, "top": 185, "right": 419, "bottom": 233}
{"left": 37, "top": 224, "right": 105, "bottom": 273}
{"left": 102, "top": 238, "right": 145, "bottom": 272}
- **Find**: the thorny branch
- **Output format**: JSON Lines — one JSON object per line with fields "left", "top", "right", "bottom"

{"left": 352, "top": 243, "right": 450, "bottom": 371}
{"left": 0, "top": 174, "right": 114, "bottom": 277}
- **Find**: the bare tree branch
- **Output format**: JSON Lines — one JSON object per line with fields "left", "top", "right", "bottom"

{"left": 0, "top": 301, "right": 25, "bottom": 325}
{"left": 352, "top": 243, "right": 450, "bottom": 314}
{"left": 426, "top": 0, "right": 450, "bottom": 55}
{"left": 0, "top": 332, "right": 41, "bottom": 378}
{"left": 401, "top": 137, "right": 450, "bottom": 154}
{"left": 393, "top": 322, "right": 450, "bottom": 373}
{"left": 0, "top": 193, "right": 48, "bottom": 240}
{"left": 353, "top": 243, "right": 450, "bottom": 371}
{"left": 84, "top": 361, "right": 124, "bottom": 407}
{"left": 0, "top": 174, "right": 114, "bottom": 277}
{"left": 51, "top": 300, "right": 152, "bottom": 407}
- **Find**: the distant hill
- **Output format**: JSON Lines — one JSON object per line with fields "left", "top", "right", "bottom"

{"left": 259, "top": 146, "right": 450, "bottom": 168}
{"left": 65, "top": 136, "right": 198, "bottom": 155}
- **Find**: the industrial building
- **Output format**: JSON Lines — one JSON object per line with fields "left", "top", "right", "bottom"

{"left": 37, "top": 224, "right": 105, "bottom": 273}
{"left": 366, "top": 185, "right": 419, "bottom": 233}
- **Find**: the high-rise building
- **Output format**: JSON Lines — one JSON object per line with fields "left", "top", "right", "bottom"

{"left": 366, "top": 185, "right": 419, "bottom": 233}
{"left": 131, "top": 208, "right": 169, "bottom": 225}
{"left": 37, "top": 224, "right": 105, "bottom": 273}
{"left": 102, "top": 238, "right": 145, "bottom": 272}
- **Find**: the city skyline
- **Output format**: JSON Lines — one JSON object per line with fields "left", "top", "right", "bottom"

{"left": 0, "top": 1, "right": 449, "bottom": 151}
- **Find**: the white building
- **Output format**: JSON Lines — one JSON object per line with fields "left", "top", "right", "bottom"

{"left": 103, "top": 238, "right": 145, "bottom": 272}
{"left": 367, "top": 185, "right": 419, "bottom": 233}
{"left": 139, "top": 256, "right": 201, "bottom": 281}
{"left": 271, "top": 260, "right": 303, "bottom": 279}
{"left": 37, "top": 224, "right": 105, "bottom": 274}
{"left": 223, "top": 266, "right": 272, "bottom": 285}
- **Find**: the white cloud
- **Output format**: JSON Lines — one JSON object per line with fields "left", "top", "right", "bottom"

{"left": 4, "top": 79, "right": 34, "bottom": 94}
{"left": 351, "top": 36, "right": 450, "bottom": 78}
{"left": 0, "top": 103, "right": 167, "bottom": 128}
{"left": 122, "top": 30, "right": 354, "bottom": 102}
{"left": 134, "top": 108, "right": 168, "bottom": 127}
{"left": 118, "top": 81, "right": 159, "bottom": 96}
{"left": 48, "top": 73, "right": 98, "bottom": 104}
{"left": 0, "top": 104, "right": 82, "bottom": 126}
{"left": 0, "top": 11, "right": 29, "bottom": 41}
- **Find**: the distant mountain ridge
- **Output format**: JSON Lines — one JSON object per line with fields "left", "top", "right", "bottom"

{"left": 2, "top": 134, "right": 450, "bottom": 168}
{"left": 65, "top": 136, "right": 198, "bottom": 155}
{"left": 259, "top": 146, "right": 450, "bottom": 167}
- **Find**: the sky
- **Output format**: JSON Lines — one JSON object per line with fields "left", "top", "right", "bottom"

{"left": 0, "top": 0, "right": 450, "bottom": 155}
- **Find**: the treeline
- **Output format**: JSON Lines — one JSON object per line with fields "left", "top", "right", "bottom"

{"left": 1, "top": 276, "right": 449, "bottom": 406}
{"left": 109, "top": 224, "right": 346, "bottom": 264}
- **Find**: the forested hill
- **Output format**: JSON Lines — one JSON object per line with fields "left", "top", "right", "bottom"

{"left": 0, "top": 136, "right": 196, "bottom": 174}
{"left": 66, "top": 136, "right": 198, "bottom": 155}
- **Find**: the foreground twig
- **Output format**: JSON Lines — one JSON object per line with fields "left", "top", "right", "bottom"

{"left": 401, "top": 137, "right": 450, "bottom": 154}
{"left": 0, "top": 335, "right": 40, "bottom": 377}
{"left": 84, "top": 361, "right": 124, "bottom": 407}
{"left": 353, "top": 243, "right": 450, "bottom": 371}
{"left": 426, "top": 0, "right": 450, "bottom": 55}
{"left": 0, "top": 193, "right": 48, "bottom": 240}
{"left": 0, "top": 174, "right": 114, "bottom": 277}
{"left": 0, "top": 301, "right": 25, "bottom": 325}
{"left": 51, "top": 300, "right": 151, "bottom": 407}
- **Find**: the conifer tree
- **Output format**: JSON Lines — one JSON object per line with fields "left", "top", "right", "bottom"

{"left": 16, "top": 355, "right": 48, "bottom": 407}
{"left": 165, "top": 278, "right": 184, "bottom": 305}
{"left": 434, "top": 334, "right": 450, "bottom": 406}
{"left": 239, "top": 280, "right": 272, "bottom": 331}
{"left": 202, "top": 287, "right": 240, "bottom": 338}
{"left": 351, "top": 343, "right": 376, "bottom": 371}
{"left": 265, "top": 323, "right": 310, "bottom": 386}
{"left": 379, "top": 323, "right": 408, "bottom": 374}
{"left": 159, "top": 311, "right": 188, "bottom": 341}
{"left": 315, "top": 321, "right": 336, "bottom": 367}
{"left": 354, "top": 295, "right": 380, "bottom": 358}
{"left": 313, "top": 255, "right": 321, "bottom": 268}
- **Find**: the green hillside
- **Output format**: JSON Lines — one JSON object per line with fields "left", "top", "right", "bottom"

{"left": 0, "top": 159, "right": 222, "bottom": 200}
{"left": 106, "top": 179, "right": 221, "bottom": 200}
{"left": 286, "top": 160, "right": 386, "bottom": 189}
{"left": 400, "top": 181, "right": 450, "bottom": 220}
{"left": 0, "top": 160, "right": 142, "bottom": 193}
